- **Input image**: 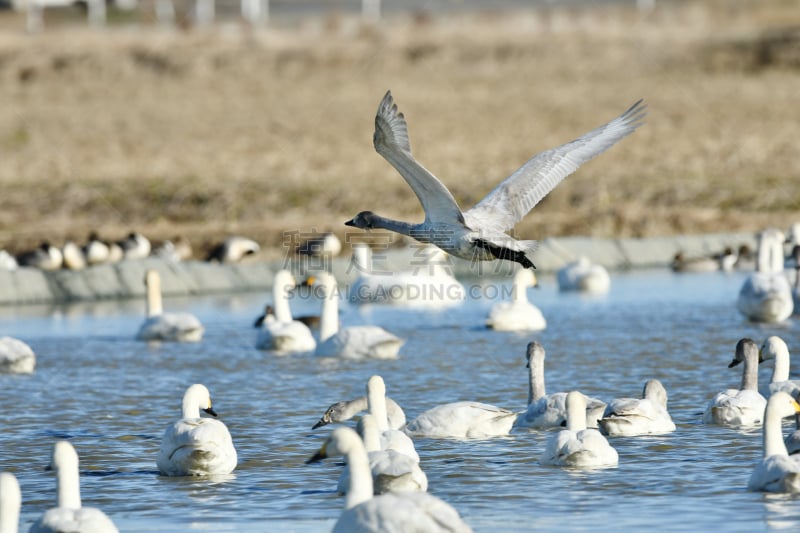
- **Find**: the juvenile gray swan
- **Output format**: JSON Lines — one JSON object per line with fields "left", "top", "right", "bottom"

{"left": 345, "top": 91, "right": 646, "bottom": 269}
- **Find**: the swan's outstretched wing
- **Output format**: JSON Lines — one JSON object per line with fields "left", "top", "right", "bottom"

{"left": 373, "top": 91, "right": 465, "bottom": 226}
{"left": 466, "top": 100, "right": 646, "bottom": 233}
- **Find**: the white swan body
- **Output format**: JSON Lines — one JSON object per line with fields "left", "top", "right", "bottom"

{"left": 337, "top": 414, "right": 428, "bottom": 495}
{"left": 310, "top": 273, "right": 403, "bottom": 359}
{"left": 0, "top": 337, "right": 35, "bottom": 374}
{"left": 0, "top": 472, "right": 21, "bottom": 533}
{"left": 157, "top": 384, "right": 237, "bottom": 477}
{"left": 307, "top": 427, "right": 473, "bottom": 533}
{"left": 486, "top": 269, "right": 546, "bottom": 331}
{"left": 367, "top": 376, "right": 419, "bottom": 461}
{"left": 703, "top": 338, "right": 767, "bottom": 427}
{"left": 598, "top": 379, "right": 676, "bottom": 437}
{"left": 557, "top": 256, "right": 611, "bottom": 294}
{"left": 312, "top": 396, "right": 407, "bottom": 430}
{"left": 61, "top": 240, "right": 87, "bottom": 270}
{"left": 737, "top": 228, "right": 793, "bottom": 323}
{"left": 256, "top": 270, "right": 316, "bottom": 353}
{"left": 514, "top": 341, "right": 606, "bottom": 429}
{"left": 136, "top": 269, "right": 204, "bottom": 342}
{"left": 540, "top": 391, "right": 619, "bottom": 468}
{"left": 348, "top": 244, "right": 464, "bottom": 308}
{"left": 29, "top": 441, "right": 119, "bottom": 533}
{"left": 405, "top": 401, "right": 518, "bottom": 439}
{"left": 345, "top": 91, "right": 645, "bottom": 270}
{"left": 747, "top": 391, "right": 800, "bottom": 493}
{"left": 760, "top": 336, "right": 800, "bottom": 397}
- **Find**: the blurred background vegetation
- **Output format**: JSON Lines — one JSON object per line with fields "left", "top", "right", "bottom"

{"left": 0, "top": 0, "right": 798, "bottom": 257}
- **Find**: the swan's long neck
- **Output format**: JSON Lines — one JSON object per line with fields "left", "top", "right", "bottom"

{"left": 366, "top": 215, "right": 419, "bottom": 240}
{"left": 528, "top": 354, "right": 545, "bottom": 405}
{"left": 182, "top": 394, "right": 201, "bottom": 419}
{"left": 741, "top": 352, "right": 760, "bottom": 392}
{"left": 513, "top": 273, "right": 529, "bottom": 304}
{"left": 343, "top": 440, "right": 373, "bottom": 509}
{"left": 0, "top": 474, "right": 21, "bottom": 533}
{"left": 353, "top": 246, "right": 372, "bottom": 274}
{"left": 319, "top": 278, "right": 339, "bottom": 343}
{"left": 763, "top": 399, "right": 791, "bottom": 458}
{"left": 342, "top": 397, "right": 369, "bottom": 420}
{"left": 273, "top": 281, "right": 293, "bottom": 323}
{"left": 566, "top": 393, "right": 587, "bottom": 432}
{"left": 757, "top": 233, "right": 783, "bottom": 274}
{"left": 367, "top": 377, "right": 390, "bottom": 431}
{"left": 145, "top": 271, "right": 163, "bottom": 317}
{"left": 358, "top": 415, "right": 382, "bottom": 453}
{"left": 771, "top": 350, "right": 791, "bottom": 384}
{"left": 56, "top": 456, "right": 82, "bottom": 509}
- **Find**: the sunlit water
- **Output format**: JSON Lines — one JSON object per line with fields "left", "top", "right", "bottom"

{"left": 2, "top": 268, "right": 800, "bottom": 532}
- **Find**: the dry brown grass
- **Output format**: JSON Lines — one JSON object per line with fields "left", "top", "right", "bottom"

{"left": 1, "top": 0, "right": 799, "bottom": 257}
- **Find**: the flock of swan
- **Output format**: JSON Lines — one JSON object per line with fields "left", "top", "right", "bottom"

{"left": 3, "top": 91, "right": 800, "bottom": 532}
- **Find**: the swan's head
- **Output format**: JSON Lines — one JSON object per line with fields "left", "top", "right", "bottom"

{"left": 312, "top": 401, "right": 349, "bottom": 429}
{"left": 49, "top": 440, "right": 79, "bottom": 474}
{"left": 274, "top": 270, "right": 298, "bottom": 291}
{"left": 767, "top": 391, "right": 800, "bottom": 420}
{"left": 345, "top": 211, "right": 378, "bottom": 230}
{"left": 642, "top": 379, "right": 668, "bottom": 407}
{"left": 367, "top": 375, "right": 386, "bottom": 397}
{"left": 183, "top": 384, "right": 218, "bottom": 418}
{"left": 306, "top": 427, "right": 363, "bottom": 464}
{"left": 729, "top": 337, "right": 759, "bottom": 368}
{"left": 759, "top": 336, "right": 788, "bottom": 364}
{"left": 525, "top": 341, "right": 545, "bottom": 368}
{"left": 515, "top": 268, "right": 538, "bottom": 288}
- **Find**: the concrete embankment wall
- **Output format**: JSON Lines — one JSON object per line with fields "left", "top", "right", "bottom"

{"left": 0, "top": 232, "right": 757, "bottom": 305}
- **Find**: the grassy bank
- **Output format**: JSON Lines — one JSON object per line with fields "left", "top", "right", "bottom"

{"left": 0, "top": 0, "right": 799, "bottom": 257}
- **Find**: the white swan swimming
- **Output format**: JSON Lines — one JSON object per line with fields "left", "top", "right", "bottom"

{"left": 156, "top": 384, "right": 238, "bottom": 477}
{"left": 337, "top": 414, "right": 428, "bottom": 495}
{"left": 367, "top": 376, "right": 418, "bottom": 462}
{"left": 29, "top": 441, "right": 119, "bottom": 533}
{"left": 540, "top": 390, "right": 619, "bottom": 468}
{"left": 703, "top": 338, "right": 767, "bottom": 427}
{"left": 513, "top": 341, "right": 606, "bottom": 429}
{"left": 737, "top": 228, "right": 793, "bottom": 323}
{"left": 312, "top": 396, "right": 407, "bottom": 430}
{"left": 0, "top": 336, "right": 35, "bottom": 374}
{"left": 486, "top": 269, "right": 546, "bottom": 331}
{"left": 759, "top": 336, "right": 800, "bottom": 397}
{"left": 136, "top": 269, "right": 204, "bottom": 343}
{"left": 344, "top": 91, "right": 645, "bottom": 270}
{"left": 747, "top": 391, "right": 800, "bottom": 493}
{"left": 598, "top": 379, "right": 676, "bottom": 437}
{"left": 256, "top": 270, "right": 316, "bottom": 353}
{"left": 61, "top": 240, "right": 87, "bottom": 270}
{"left": 307, "top": 273, "right": 403, "bottom": 359}
{"left": 557, "top": 256, "right": 611, "bottom": 294}
{"left": 0, "top": 472, "right": 21, "bottom": 533}
{"left": 348, "top": 244, "right": 465, "bottom": 308}
{"left": 205, "top": 236, "right": 260, "bottom": 263}
{"left": 307, "top": 427, "right": 473, "bottom": 533}
{"left": 0, "top": 250, "right": 18, "bottom": 271}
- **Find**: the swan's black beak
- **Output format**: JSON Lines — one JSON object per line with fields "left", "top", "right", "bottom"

{"left": 311, "top": 417, "right": 328, "bottom": 430}
{"left": 344, "top": 218, "right": 356, "bottom": 227}
{"left": 728, "top": 358, "right": 742, "bottom": 368}
{"left": 306, "top": 443, "right": 329, "bottom": 464}
{"left": 204, "top": 407, "right": 218, "bottom": 417}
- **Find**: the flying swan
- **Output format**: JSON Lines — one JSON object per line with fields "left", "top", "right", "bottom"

{"left": 345, "top": 91, "right": 645, "bottom": 269}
